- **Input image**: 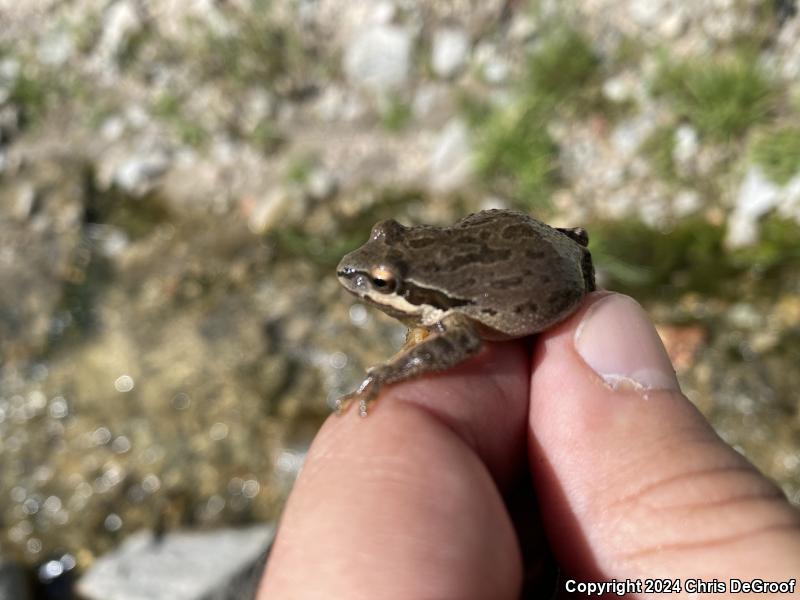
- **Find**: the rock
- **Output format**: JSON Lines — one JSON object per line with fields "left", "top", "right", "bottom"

{"left": 726, "top": 166, "right": 781, "bottom": 247}
{"left": 777, "top": 174, "right": 800, "bottom": 221}
{"left": 412, "top": 83, "right": 452, "bottom": 121}
{"left": 657, "top": 8, "right": 687, "bottom": 39}
{"left": 508, "top": 14, "right": 538, "bottom": 41}
{"left": 0, "top": 101, "right": 18, "bottom": 135}
{"left": 602, "top": 73, "right": 639, "bottom": 103}
{"left": 0, "top": 159, "right": 85, "bottom": 363}
{"left": 343, "top": 25, "right": 413, "bottom": 93}
{"left": 113, "top": 150, "right": 171, "bottom": 196}
{"left": 673, "top": 124, "right": 699, "bottom": 174}
{"left": 431, "top": 27, "right": 470, "bottom": 79}
{"left": 474, "top": 42, "right": 509, "bottom": 84}
{"left": 12, "top": 182, "right": 36, "bottom": 220}
{"left": 0, "top": 558, "right": 31, "bottom": 600}
{"left": 96, "top": 1, "right": 143, "bottom": 65}
{"left": 429, "top": 119, "right": 473, "bottom": 191}
{"left": 610, "top": 114, "right": 656, "bottom": 159}
{"left": 306, "top": 168, "right": 337, "bottom": 200}
{"left": 370, "top": 1, "right": 396, "bottom": 24}
{"left": 656, "top": 324, "right": 706, "bottom": 374}
{"left": 37, "top": 29, "right": 74, "bottom": 66}
{"left": 629, "top": 0, "right": 666, "bottom": 28}
{"left": 77, "top": 525, "right": 274, "bottom": 600}
{"left": 672, "top": 189, "right": 702, "bottom": 217}
{"left": 246, "top": 187, "right": 299, "bottom": 234}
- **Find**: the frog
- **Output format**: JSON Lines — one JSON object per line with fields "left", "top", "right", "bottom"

{"left": 336, "top": 208, "right": 595, "bottom": 416}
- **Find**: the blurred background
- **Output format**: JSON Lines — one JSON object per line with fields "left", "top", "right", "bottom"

{"left": 1, "top": 0, "right": 799, "bottom": 597}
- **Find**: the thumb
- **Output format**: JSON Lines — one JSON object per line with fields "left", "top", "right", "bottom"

{"left": 528, "top": 293, "right": 800, "bottom": 592}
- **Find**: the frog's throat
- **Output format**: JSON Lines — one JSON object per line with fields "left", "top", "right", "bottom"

{"left": 363, "top": 293, "right": 448, "bottom": 327}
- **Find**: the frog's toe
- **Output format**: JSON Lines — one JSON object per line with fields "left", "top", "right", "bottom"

{"left": 334, "top": 392, "right": 356, "bottom": 415}
{"left": 335, "top": 374, "right": 381, "bottom": 417}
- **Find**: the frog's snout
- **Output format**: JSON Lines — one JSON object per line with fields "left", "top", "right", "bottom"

{"left": 336, "top": 262, "right": 370, "bottom": 297}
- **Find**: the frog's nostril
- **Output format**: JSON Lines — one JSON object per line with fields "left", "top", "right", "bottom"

{"left": 337, "top": 267, "right": 355, "bottom": 278}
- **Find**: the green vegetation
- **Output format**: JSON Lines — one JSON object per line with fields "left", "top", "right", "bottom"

{"left": 641, "top": 125, "right": 679, "bottom": 183}
{"left": 653, "top": 54, "right": 775, "bottom": 141}
{"left": 151, "top": 91, "right": 209, "bottom": 147}
{"left": 84, "top": 168, "right": 171, "bottom": 239}
{"left": 270, "top": 189, "right": 424, "bottom": 267}
{"left": 525, "top": 28, "right": 601, "bottom": 112}
{"left": 470, "top": 28, "right": 603, "bottom": 209}
{"left": 475, "top": 100, "right": 560, "bottom": 207}
{"left": 8, "top": 71, "right": 49, "bottom": 128}
{"left": 286, "top": 155, "right": 315, "bottom": 185}
{"left": 192, "top": 6, "right": 306, "bottom": 89}
{"left": 590, "top": 215, "right": 800, "bottom": 301}
{"left": 380, "top": 100, "right": 412, "bottom": 132}
{"left": 751, "top": 127, "right": 800, "bottom": 184}
{"left": 251, "top": 119, "right": 285, "bottom": 155}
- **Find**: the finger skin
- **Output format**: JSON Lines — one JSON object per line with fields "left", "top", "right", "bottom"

{"left": 528, "top": 293, "right": 800, "bottom": 595}
{"left": 258, "top": 341, "right": 530, "bottom": 600}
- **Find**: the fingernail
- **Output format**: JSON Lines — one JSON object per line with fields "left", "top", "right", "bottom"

{"left": 575, "top": 294, "right": 679, "bottom": 392}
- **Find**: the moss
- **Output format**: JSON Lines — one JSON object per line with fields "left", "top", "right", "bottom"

{"left": 194, "top": 8, "right": 303, "bottom": 88}
{"left": 653, "top": 54, "right": 775, "bottom": 141}
{"left": 467, "top": 27, "right": 605, "bottom": 210}
{"left": 270, "top": 189, "right": 424, "bottom": 267}
{"left": 117, "top": 26, "right": 152, "bottom": 70}
{"left": 474, "top": 98, "right": 559, "bottom": 209}
{"left": 151, "top": 92, "right": 209, "bottom": 147}
{"left": 641, "top": 125, "right": 679, "bottom": 183}
{"left": 9, "top": 72, "right": 49, "bottom": 128}
{"left": 525, "top": 27, "right": 601, "bottom": 112}
{"left": 286, "top": 155, "right": 315, "bottom": 185}
{"left": 591, "top": 218, "right": 734, "bottom": 299}
{"left": 750, "top": 127, "right": 800, "bottom": 184}
{"left": 381, "top": 100, "right": 412, "bottom": 132}
{"left": 732, "top": 215, "right": 800, "bottom": 274}
{"left": 250, "top": 120, "right": 285, "bottom": 155}
{"left": 590, "top": 215, "right": 800, "bottom": 301}
{"left": 84, "top": 168, "right": 171, "bottom": 240}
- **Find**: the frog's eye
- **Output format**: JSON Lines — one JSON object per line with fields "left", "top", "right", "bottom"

{"left": 369, "top": 266, "right": 398, "bottom": 294}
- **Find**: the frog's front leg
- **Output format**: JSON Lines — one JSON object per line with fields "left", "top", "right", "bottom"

{"left": 336, "top": 314, "right": 482, "bottom": 417}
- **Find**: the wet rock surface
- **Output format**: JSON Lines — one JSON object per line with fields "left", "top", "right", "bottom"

{"left": 0, "top": 0, "right": 799, "bottom": 588}
{"left": 77, "top": 525, "right": 274, "bottom": 600}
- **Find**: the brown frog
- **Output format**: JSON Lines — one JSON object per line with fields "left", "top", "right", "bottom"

{"left": 336, "top": 209, "right": 595, "bottom": 416}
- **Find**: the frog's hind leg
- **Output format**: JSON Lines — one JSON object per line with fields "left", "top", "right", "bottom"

{"left": 581, "top": 248, "right": 596, "bottom": 292}
{"left": 336, "top": 314, "right": 482, "bottom": 417}
{"left": 557, "top": 226, "right": 589, "bottom": 247}
{"left": 557, "top": 227, "right": 595, "bottom": 292}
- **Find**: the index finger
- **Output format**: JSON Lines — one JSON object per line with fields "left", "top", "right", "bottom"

{"left": 258, "top": 341, "right": 530, "bottom": 600}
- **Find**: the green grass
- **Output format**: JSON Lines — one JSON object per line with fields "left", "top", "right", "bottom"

{"left": 525, "top": 28, "right": 601, "bottom": 112}
{"left": 475, "top": 99, "right": 560, "bottom": 207}
{"left": 193, "top": 7, "right": 304, "bottom": 88}
{"left": 151, "top": 91, "right": 209, "bottom": 147}
{"left": 590, "top": 215, "right": 800, "bottom": 301}
{"left": 469, "top": 27, "right": 602, "bottom": 209}
{"left": 286, "top": 155, "right": 315, "bottom": 185}
{"left": 751, "top": 127, "right": 800, "bottom": 184}
{"left": 271, "top": 189, "right": 424, "bottom": 267}
{"left": 641, "top": 125, "right": 679, "bottom": 183}
{"left": 250, "top": 120, "right": 285, "bottom": 155}
{"left": 380, "top": 100, "right": 412, "bottom": 132}
{"left": 653, "top": 54, "right": 775, "bottom": 141}
{"left": 8, "top": 72, "right": 49, "bottom": 127}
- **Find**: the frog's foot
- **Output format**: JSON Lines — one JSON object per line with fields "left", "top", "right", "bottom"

{"left": 335, "top": 370, "right": 383, "bottom": 417}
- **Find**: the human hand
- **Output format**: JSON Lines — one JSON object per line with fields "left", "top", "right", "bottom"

{"left": 258, "top": 293, "right": 800, "bottom": 599}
